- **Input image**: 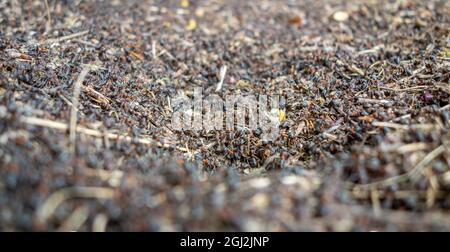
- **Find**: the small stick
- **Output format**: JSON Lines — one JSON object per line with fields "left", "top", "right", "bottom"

{"left": 357, "top": 45, "right": 384, "bottom": 56}
{"left": 443, "top": 171, "right": 450, "bottom": 185}
{"left": 398, "top": 66, "right": 426, "bottom": 83}
{"left": 372, "top": 121, "right": 409, "bottom": 130}
{"left": 323, "top": 132, "right": 338, "bottom": 141}
{"left": 351, "top": 188, "right": 447, "bottom": 199}
{"left": 35, "top": 187, "right": 115, "bottom": 225}
{"left": 70, "top": 67, "right": 90, "bottom": 154}
{"left": 370, "top": 186, "right": 382, "bottom": 217}
{"left": 349, "top": 64, "right": 365, "bottom": 76}
{"left": 372, "top": 121, "right": 437, "bottom": 131}
{"left": 391, "top": 104, "right": 450, "bottom": 122}
{"left": 347, "top": 145, "right": 445, "bottom": 190}
{"left": 79, "top": 168, "right": 123, "bottom": 187}
{"left": 82, "top": 85, "right": 110, "bottom": 107}
{"left": 409, "top": 145, "right": 446, "bottom": 181}
{"left": 44, "top": 30, "right": 89, "bottom": 44}
{"left": 391, "top": 113, "right": 411, "bottom": 122}
{"left": 156, "top": 46, "right": 176, "bottom": 61}
{"left": 58, "top": 93, "right": 78, "bottom": 111}
{"left": 57, "top": 205, "right": 90, "bottom": 232}
{"left": 81, "top": 63, "right": 107, "bottom": 71}
{"left": 92, "top": 214, "right": 108, "bottom": 232}
{"left": 74, "top": 39, "right": 99, "bottom": 48}
{"left": 426, "top": 174, "right": 439, "bottom": 208}
{"left": 44, "top": 0, "right": 52, "bottom": 28}
{"left": 397, "top": 142, "right": 429, "bottom": 154}
{"left": 21, "top": 116, "right": 189, "bottom": 152}
{"left": 379, "top": 85, "right": 429, "bottom": 92}
{"left": 357, "top": 98, "right": 394, "bottom": 106}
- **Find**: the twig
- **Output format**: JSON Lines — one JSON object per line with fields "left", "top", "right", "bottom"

{"left": 79, "top": 168, "right": 123, "bottom": 187}
{"left": 398, "top": 66, "right": 426, "bottom": 83}
{"left": 351, "top": 188, "right": 448, "bottom": 199}
{"left": 443, "top": 171, "right": 450, "bottom": 185}
{"left": 57, "top": 206, "right": 90, "bottom": 232}
{"left": 74, "top": 39, "right": 99, "bottom": 48}
{"left": 390, "top": 104, "right": 449, "bottom": 123}
{"left": 92, "top": 214, "right": 108, "bottom": 232}
{"left": 372, "top": 121, "right": 437, "bottom": 131}
{"left": 391, "top": 113, "right": 411, "bottom": 122}
{"left": 372, "top": 121, "right": 409, "bottom": 130}
{"left": 44, "top": 0, "right": 52, "bottom": 28}
{"left": 370, "top": 186, "right": 382, "bottom": 217}
{"left": 323, "top": 132, "right": 338, "bottom": 140}
{"left": 21, "top": 116, "right": 189, "bottom": 152}
{"left": 81, "top": 63, "right": 107, "bottom": 71}
{"left": 44, "top": 30, "right": 89, "bottom": 44}
{"left": 409, "top": 145, "right": 446, "bottom": 181}
{"left": 347, "top": 145, "right": 445, "bottom": 190}
{"left": 349, "top": 64, "right": 365, "bottom": 76}
{"left": 357, "top": 45, "right": 384, "bottom": 56}
{"left": 82, "top": 85, "right": 110, "bottom": 108}
{"left": 156, "top": 45, "right": 176, "bottom": 61}
{"left": 35, "top": 187, "right": 115, "bottom": 225}
{"left": 70, "top": 67, "right": 90, "bottom": 154}
{"left": 58, "top": 93, "right": 79, "bottom": 112}
{"left": 397, "top": 142, "right": 430, "bottom": 154}
{"left": 379, "top": 85, "right": 429, "bottom": 92}
{"left": 357, "top": 98, "right": 394, "bottom": 106}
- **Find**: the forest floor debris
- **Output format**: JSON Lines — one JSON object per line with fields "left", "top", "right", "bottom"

{"left": 0, "top": 0, "right": 449, "bottom": 231}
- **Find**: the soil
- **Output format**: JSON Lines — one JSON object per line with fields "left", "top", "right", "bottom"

{"left": 0, "top": 0, "right": 449, "bottom": 231}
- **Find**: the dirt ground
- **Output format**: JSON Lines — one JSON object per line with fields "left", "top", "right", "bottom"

{"left": 0, "top": 0, "right": 449, "bottom": 231}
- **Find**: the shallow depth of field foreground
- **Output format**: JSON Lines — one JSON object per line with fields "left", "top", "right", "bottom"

{"left": 0, "top": 0, "right": 449, "bottom": 231}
